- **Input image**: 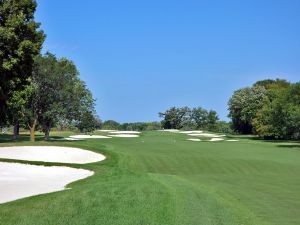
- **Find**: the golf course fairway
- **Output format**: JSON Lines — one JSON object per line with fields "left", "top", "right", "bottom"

{"left": 0, "top": 131, "right": 299, "bottom": 225}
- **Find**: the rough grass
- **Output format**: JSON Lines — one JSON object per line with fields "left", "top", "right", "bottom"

{"left": 0, "top": 131, "right": 299, "bottom": 225}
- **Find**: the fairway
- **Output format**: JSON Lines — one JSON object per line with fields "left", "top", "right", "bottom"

{"left": 0, "top": 131, "right": 299, "bottom": 225}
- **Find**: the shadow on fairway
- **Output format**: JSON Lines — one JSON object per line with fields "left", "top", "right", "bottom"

{"left": 0, "top": 134, "right": 84, "bottom": 144}
{"left": 0, "top": 134, "right": 51, "bottom": 143}
{"left": 276, "top": 144, "right": 300, "bottom": 149}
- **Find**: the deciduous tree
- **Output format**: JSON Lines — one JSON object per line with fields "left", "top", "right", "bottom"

{"left": 0, "top": 0, "right": 45, "bottom": 125}
{"left": 228, "top": 86, "right": 267, "bottom": 134}
{"left": 159, "top": 107, "right": 191, "bottom": 129}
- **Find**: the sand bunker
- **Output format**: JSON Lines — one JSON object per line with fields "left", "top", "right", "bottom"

{"left": 97, "top": 130, "right": 116, "bottom": 132}
{"left": 64, "top": 137, "right": 82, "bottom": 141}
{"left": 0, "top": 146, "right": 105, "bottom": 164}
{"left": 109, "top": 134, "right": 139, "bottom": 138}
{"left": 69, "top": 135, "right": 111, "bottom": 139}
{"left": 109, "top": 131, "right": 141, "bottom": 134}
{"left": 188, "top": 133, "right": 225, "bottom": 138}
{"left": 49, "top": 137, "right": 81, "bottom": 141}
{"left": 158, "top": 129, "right": 180, "bottom": 133}
{"left": 0, "top": 162, "right": 93, "bottom": 204}
{"left": 180, "top": 131, "right": 203, "bottom": 134}
{"left": 187, "top": 138, "right": 201, "bottom": 142}
{"left": 210, "top": 138, "right": 225, "bottom": 142}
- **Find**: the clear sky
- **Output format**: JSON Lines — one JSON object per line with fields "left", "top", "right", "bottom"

{"left": 36, "top": 0, "right": 300, "bottom": 123}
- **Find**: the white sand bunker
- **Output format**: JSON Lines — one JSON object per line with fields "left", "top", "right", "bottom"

{"left": 188, "top": 133, "right": 226, "bottom": 138}
{"left": 0, "top": 146, "right": 105, "bottom": 164}
{"left": 210, "top": 138, "right": 225, "bottom": 142}
{"left": 109, "top": 131, "right": 141, "bottom": 134}
{"left": 187, "top": 138, "right": 201, "bottom": 142}
{"left": 109, "top": 134, "right": 139, "bottom": 138}
{"left": 180, "top": 131, "right": 203, "bottom": 134}
{"left": 69, "top": 135, "right": 111, "bottom": 139}
{"left": 97, "top": 129, "right": 116, "bottom": 132}
{"left": 49, "top": 137, "right": 81, "bottom": 141}
{"left": 0, "top": 162, "right": 93, "bottom": 204}
{"left": 158, "top": 129, "right": 179, "bottom": 133}
{"left": 64, "top": 137, "right": 82, "bottom": 141}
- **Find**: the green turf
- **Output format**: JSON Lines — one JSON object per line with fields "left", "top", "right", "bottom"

{"left": 0, "top": 131, "right": 299, "bottom": 225}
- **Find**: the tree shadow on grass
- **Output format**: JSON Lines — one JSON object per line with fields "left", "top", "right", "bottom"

{"left": 0, "top": 134, "right": 57, "bottom": 143}
{"left": 276, "top": 144, "right": 300, "bottom": 149}
{"left": 0, "top": 134, "right": 84, "bottom": 144}
{"left": 226, "top": 134, "right": 300, "bottom": 147}
{"left": 226, "top": 135, "right": 256, "bottom": 140}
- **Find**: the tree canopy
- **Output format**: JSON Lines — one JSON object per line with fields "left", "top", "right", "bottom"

{"left": 159, "top": 107, "right": 191, "bottom": 129}
{"left": 228, "top": 86, "right": 268, "bottom": 134}
{"left": 159, "top": 106, "right": 221, "bottom": 131}
{"left": 7, "top": 53, "right": 97, "bottom": 141}
{"left": 191, "top": 107, "right": 219, "bottom": 130}
{"left": 229, "top": 79, "right": 300, "bottom": 139}
{"left": 252, "top": 83, "right": 300, "bottom": 139}
{"left": 0, "top": 0, "right": 45, "bottom": 124}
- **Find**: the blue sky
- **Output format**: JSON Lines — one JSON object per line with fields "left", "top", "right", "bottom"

{"left": 36, "top": 0, "right": 300, "bottom": 122}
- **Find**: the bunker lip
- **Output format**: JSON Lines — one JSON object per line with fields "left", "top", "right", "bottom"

{"left": 109, "top": 131, "right": 141, "bottom": 134}
{"left": 0, "top": 146, "right": 106, "bottom": 164}
{"left": 109, "top": 134, "right": 140, "bottom": 138}
{"left": 158, "top": 129, "right": 179, "bottom": 132}
{"left": 210, "top": 138, "right": 225, "bottom": 142}
{"left": 187, "top": 138, "right": 201, "bottom": 142}
{"left": 0, "top": 162, "right": 94, "bottom": 204}
{"left": 188, "top": 133, "right": 225, "bottom": 138}
{"left": 69, "top": 135, "right": 111, "bottom": 139}
{"left": 49, "top": 137, "right": 81, "bottom": 141}
{"left": 180, "top": 131, "right": 203, "bottom": 134}
{"left": 97, "top": 129, "right": 117, "bottom": 132}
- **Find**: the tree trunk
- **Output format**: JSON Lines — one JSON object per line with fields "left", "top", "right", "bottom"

{"left": 30, "top": 127, "right": 35, "bottom": 142}
{"left": 44, "top": 127, "right": 50, "bottom": 141}
{"left": 29, "top": 119, "right": 37, "bottom": 142}
{"left": 13, "top": 121, "right": 20, "bottom": 140}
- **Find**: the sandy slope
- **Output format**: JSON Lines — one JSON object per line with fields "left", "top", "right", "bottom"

{"left": 0, "top": 146, "right": 105, "bottom": 164}
{"left": 69, "top": 135, "right": 111, "bottom": 139}
{"left": 180, "top": 131, "right": 203, "bottom": 134}
{"left": 109, "top": 131, "right": 141, "bottom": 134}
{"left": 109, "top": 134, "right": 140, "bottom": 138}
{"left": 210, "top": 138, "right": 225, "bottom": 141}
{"left": 0, "top": 162, "right": 93, "bottom": 204}
{"left": 187, "top": 138, "right": 202, "bottom": 142}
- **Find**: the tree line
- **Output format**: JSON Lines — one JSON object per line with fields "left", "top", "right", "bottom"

{"left": 101, "top": 120, "right": 161, "bottom": 131}
{"left": 0, "top": 0, "right": 98, "bottom": 141}
{"left": 159, "top": 78, "right": 300, "bottom": 140}
{"left": 228, "top": 79, "right": 300, "bottom": 139}
{"left": 158, "top": 106, "right": 231, "bottom": 133}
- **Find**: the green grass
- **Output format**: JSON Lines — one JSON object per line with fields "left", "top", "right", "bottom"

{"left": 0, "top": 131, "right": 300, "bottom": 225}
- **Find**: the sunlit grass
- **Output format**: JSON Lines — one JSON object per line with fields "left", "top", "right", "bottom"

{"left": 0, "top": 131, "right": 299, "bottom": 225}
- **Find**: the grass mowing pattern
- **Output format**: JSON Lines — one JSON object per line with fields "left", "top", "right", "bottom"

{"left": 0, "top": 131, "right": 299, "bottom": 225}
